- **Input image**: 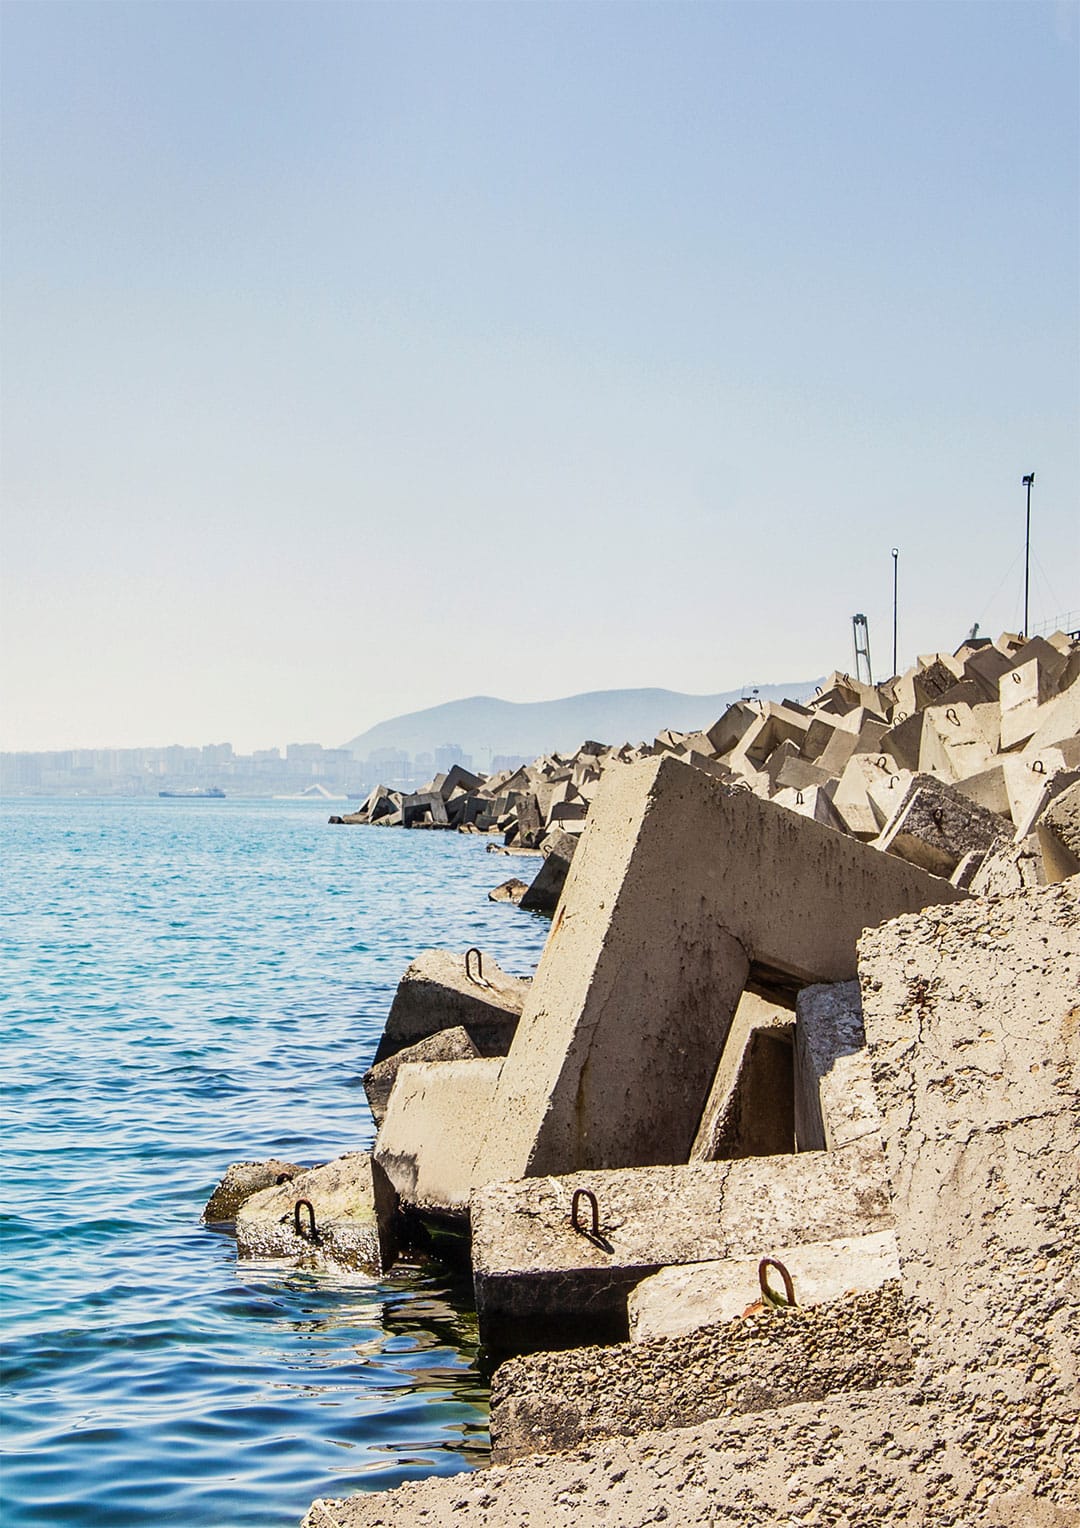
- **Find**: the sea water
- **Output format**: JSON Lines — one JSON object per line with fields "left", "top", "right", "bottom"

{"left": 1, "top": 798, "right": 550, "bottom": 1528}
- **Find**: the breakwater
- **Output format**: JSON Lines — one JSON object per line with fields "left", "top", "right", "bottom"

{"left": 1, "top": 798, "right": 549, "bottom": 1528}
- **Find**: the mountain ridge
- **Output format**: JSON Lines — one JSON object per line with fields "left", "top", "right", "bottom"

{"left": 342, "top": 680, "right": 821, "bottom": 763}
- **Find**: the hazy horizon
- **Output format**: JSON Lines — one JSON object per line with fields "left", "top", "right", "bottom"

{"left": 3, "top": 1, "right": 1077, "bottom": 754}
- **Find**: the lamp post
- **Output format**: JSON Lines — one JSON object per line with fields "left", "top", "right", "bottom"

{"left": 891, "top": 548, "right": 899, "bottom": 677}
{"left": 1022, "top": 473, "right": 1035, "bottom": 638}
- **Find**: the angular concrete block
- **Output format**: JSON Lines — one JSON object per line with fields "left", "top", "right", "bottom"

{"left": 1036, "top": 779, "right": 1080, "bottom": 881}
{"left": 794, "top": 981, "right": 882, "bottom": 1154}
{"left": 519, "top": 827, "right": 577, "bottom": 914}
{"left": 627, "top": 1229, "right": 902, "bottom": 1342}
{"left": 373, "top": 948, "right": 528, "bottom": 1064}
{"left": 202, "top": 1157, "right": 304, "bottom": 1224}
{"left": 362, "top": 1025, "right": 480, "bottom": 1128}
{"left": 374, "top": 1057, "right": 503, "bottom": 1216}
{"left": 235, "top": 1151, "right": 397, "bottom": 1272}
{"left": 490, "top": 1282, "right": 909, "bottom": 1464}
{"left": 691, "top": 990, "right": 795, "bottom": 1161}
{"left": 475, "top": 757, "right": 962, "bottom": 1188}
{"left": 874, "top": 772, "right": 1009, "bottom": 877}
{"left": 471, "top": 1141, "right": 893, "bottom": 1333}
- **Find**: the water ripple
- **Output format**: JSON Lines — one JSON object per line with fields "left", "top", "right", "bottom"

{"left": 1, "top": 798, "right": 549, "bottom": 1528}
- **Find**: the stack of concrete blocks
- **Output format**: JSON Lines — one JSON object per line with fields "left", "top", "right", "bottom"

{"left": 331, "top": 630, "right": 1078, "bottom": 918}
{"left": 358, "top": 754, "right": 967, "bottom": 1341}
{"left": 305, "top": 878, "right": 1079, "bottom": 1528}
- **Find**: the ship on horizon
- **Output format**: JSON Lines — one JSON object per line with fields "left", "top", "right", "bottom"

{"left": 158, "top": 786, "right": 226, "bottom": 799}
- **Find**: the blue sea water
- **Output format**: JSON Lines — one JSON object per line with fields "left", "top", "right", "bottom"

{"left": 1, "top": 798, "right": 550, "bottom": 1528}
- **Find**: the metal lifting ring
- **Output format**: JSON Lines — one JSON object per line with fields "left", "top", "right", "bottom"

{"left": 945, "top": 707, "right": 960, "bottom": 726}
{"left": 293, "top": 1199, "right": 318, "bottom": 1243}
{"left": 464, "top": 947, "right": 484, "bottom": 984}
{"left": 758, "top": 1257, "right": 797, "bottom": 1308}
{"left": 876, "top": 755, "right": 889, "bottom": 770}
{"left": 571, "top": 1188, "right": 600, "bottom": 1240}
{"left": 1032, "top": 759, "right": 1045, "bottom": 774}
{"left": 1012, "top": 671, "right": 1023, "bottom": 684}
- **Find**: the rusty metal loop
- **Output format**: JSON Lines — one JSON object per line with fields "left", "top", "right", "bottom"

{"left": 945, "top": 707, "right": 960, "bottom": 726}
{"left": 275, "top": 1172, "right": 293, "bottom": 1186}
{"left": 293, "top": 1198, "right": 318, "bottom": 1242}
{"left": 1012, "top": 670, "right": 1023, "bottom": 683}
{"left": 571, "top": 1188, "right": 600, "bottom": 1239}
{"left": 895, "top": 709, "right": 907, "bottom": 722}
{"left": 1031, "top": 759, "right": 1045, "bottom": 774}
{"left": 464, "top": 947, "right": 484, "bottom": 984}
{"left": 876, "top": 755, "right": 889, "bottom": 770}
{"left": 758, "top": 1257, "right": 796, "bottom": 1308}
{"left": 733, "top": 780, "right": 752, "bottom": 793}
{"left": 795, "top": 790, "right": 804, "bottom": 805}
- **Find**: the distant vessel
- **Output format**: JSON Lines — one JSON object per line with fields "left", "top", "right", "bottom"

{"left": 158, "top": 787, "right": 226, "bottom": 799}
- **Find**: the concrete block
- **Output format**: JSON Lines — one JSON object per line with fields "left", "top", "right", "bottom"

{"left": 771, "top": 782, "right": 850, "bottom": 831}
{"left": 1009, "top": 763, "right": 1080, "bottom": 839}
{"left": 794, "top": 981, "right": 883, "bottom": 1154}
{"left": 475, "top": 756, "right": 962, "bottom": 1187}
{"left": 519, "top": 827, "right": 577, "bottom": 914}
{"left": 627, "top": 1229, "right": 901, "bottom": 1342}
{"left": 488, "top": 877, "right": 529, "bottom": 905}
{"left": 362, "top": 1025, "right": 480, "bottom": 1128}
{"left": 374, "top": 1057, "right": 503, "bottom": 1216}
{"left": 969, "top": 833, "right": 1048, "bottom": 897}
{"left": 1036, "top": 779, "right": 1080, "bottom": 881}
{"left": 703, "top": 702, "right": 760, "bottom": 757}
{"left": 830, "top": 753, "right": 895, "bottom": 837}
{"left": 235, "top": 1151, "right": 397, "bottom": 1272}
{"left": 873, "top": 772, "right": 1009, "bottom": 878}
{"left": 691, "top": 991, "right": 794, "bottom": 1161}
{"left": 373, "top": 948, "right": 528, "bottom": 1064}
{"left": 202, "top": 1157, "right": 304, "bottom": 1223}
{"left": 490, "top": 1282, "right": 909, "bottom": 1463}
{"left": 918, "top": 702, "right": 996, "bottom": 781}
{"left": 401, "top": 791, "right": 449, "bottom": 827}
{"left": 470, "top": 1141, "right": 892, "bottom": 1334}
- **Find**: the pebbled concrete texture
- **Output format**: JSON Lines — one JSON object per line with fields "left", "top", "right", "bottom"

{"left": 489, "top": 1281, "right": 912, "bottom": 1462}
{"left": 303, "top": 878, "right": 1079, "bottom": 1527}
{"left": 236, "top": 1152, "right": 397, "bottom": 1274}
{"left": 201, "top": 1158, "right": 304, "bottom": 1223}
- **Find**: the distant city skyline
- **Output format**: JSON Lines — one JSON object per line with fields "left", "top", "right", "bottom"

{"left": 2, "top": 1, "right": 1076, "bottom": 753}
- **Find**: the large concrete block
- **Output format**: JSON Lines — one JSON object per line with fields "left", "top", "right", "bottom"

{"left": 627, "top": 1229, "right": 901, "bottom": 1342}
{"left": 235, "top": 1151, "right": 397, "bottom": 1272}
{"left": 373, "top": 1057, "right": 503, "bottom": 1217}
{"left": 474, "top": 757, "right": 963, "bottom": 1188}
{"left": 362, "top": 1025, "right": 480, "bottom": 1128}
{"left": 873, "top": 772, "right": 1009, "bottom": 877}
{"left": 1036, "top": 779, "right": 1080, "bottom": 881}
{"left": 519, "top": 827, "right": 577, "bottom": 914}
{"left": 470, "top": 1141, "right": 893, "bottom": 1334}
{"left": 794, "top": 981, "right": 882, "bottom": 1153}
{"left": 490, "top": 1282, "right": 909, "bottom": 1463}
{"left": 691, "top": 990, "right": 794, "bottom": 1161}
{"left": 373, "top": 948, "right": 528, "bottom": 1064}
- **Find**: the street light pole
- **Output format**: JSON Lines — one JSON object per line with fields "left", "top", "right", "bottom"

{"left": 1022, "top": 473, "right": 1035, "bottom": 638}
{"left": 891, "top": 547, "right": 899, "bottom": 677}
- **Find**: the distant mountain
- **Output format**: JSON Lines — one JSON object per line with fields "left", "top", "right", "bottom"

{"left": 342, "top": 681, "right": 820, "bottom": 764}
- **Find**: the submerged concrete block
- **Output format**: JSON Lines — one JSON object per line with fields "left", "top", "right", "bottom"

{"left": 471, "top": 1141, "right": 892, "bottom": 1333}
{"left": 627, "top": 1229, "right": 902, "bottom": 1342}
{"left": 691, "top": 990, "right": 794, "bottom": 1161}
{"left": 373, "top": 948, "right": 528, "bottom": 1064}
{"left": 202, "top": 1157, "right": 304, "bottom": 1223}
{"left": 488, "top": 877, "right": 529, "bottom": 905}
{"left": 374, "top": 1057, "right": 503, "bottom": 1216}
{"left": 475, "top": 756, "right": 962, "bottom": 1187}
{"left": 362, "top": 1025, "right": 480, "bottom": 1128}
{"left": 235, "top": 1151, "right": 397, "bottom": 1272}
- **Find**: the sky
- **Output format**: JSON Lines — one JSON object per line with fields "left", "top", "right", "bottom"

{"left": 2, "top": 0, "right": 1077, "bottom": 754}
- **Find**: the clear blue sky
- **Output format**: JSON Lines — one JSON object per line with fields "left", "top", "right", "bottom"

{"left": 2, "top": 0, "right": 1077, "bottom": 751}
